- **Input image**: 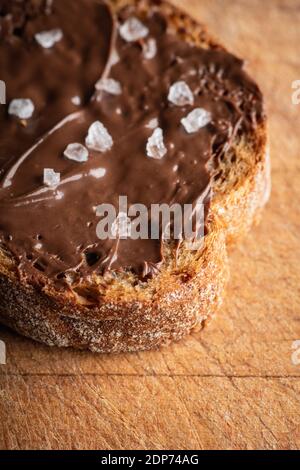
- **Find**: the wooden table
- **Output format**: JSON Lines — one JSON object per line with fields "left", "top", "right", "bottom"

{"left": 1, "top": 0, "right": 300, "bottom": 450}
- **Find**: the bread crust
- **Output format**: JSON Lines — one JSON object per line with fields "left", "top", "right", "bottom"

{"left": 0, "top": 217, "right": 229, "bottom": 352}
{"left": 0, "top": 0, "right": 270, "bottom": 352}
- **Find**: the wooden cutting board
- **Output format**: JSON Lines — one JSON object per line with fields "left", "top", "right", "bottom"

{"left": 1, "top": 0, "right": 300, "bottom": 450}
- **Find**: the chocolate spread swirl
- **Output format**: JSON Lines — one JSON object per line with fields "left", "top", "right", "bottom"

{"left": 0, "top": 0, "right": 264, "bottom": 285}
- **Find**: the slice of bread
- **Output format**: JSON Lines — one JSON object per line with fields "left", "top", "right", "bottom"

{"left": 0, "top": 0, "right": 270, "bottom": 352}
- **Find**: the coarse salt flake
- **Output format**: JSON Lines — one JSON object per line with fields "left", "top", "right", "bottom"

{"left": 119, "top": 17, "right": 149, "bottom": 42}
{"left": 146, "top": 127, "right": 167, "bottom": 160}
{"left": 71, "top": 96, "right": 81, "bottom": 106}
{"left": 168, "top": 81, "right": 194, "bottom": 107}
{"left": 35, "top": 28, "right": 63, "bottom": 48}
{"left": 181, "top": 108, "right": 212, "bottom": 134}
{"left": 43, "top": 168, "right": 60, "bottom": 188}
{"left": 89, "top": 168, "right": 106, "bottom": 179}
{"left": 8, "top": 99, "right": 34, "bottom": 120}
{"left": 64, "top": 143, "right": 89, "bottom": 162}
{"left": 85, "top": 121, "right": 113, "bottom": 153}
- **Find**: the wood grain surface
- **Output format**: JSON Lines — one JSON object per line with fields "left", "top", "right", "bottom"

{"left": 1, "top": 0, "right": 300, "bottom": 450}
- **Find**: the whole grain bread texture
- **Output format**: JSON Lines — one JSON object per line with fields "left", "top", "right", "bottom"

{"left": 0, "top": 0, "right": 270, "bottom": 352}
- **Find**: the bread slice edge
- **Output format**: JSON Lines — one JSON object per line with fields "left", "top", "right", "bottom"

{"left": 0, "top": 0, "right": 270, "bottom": 352}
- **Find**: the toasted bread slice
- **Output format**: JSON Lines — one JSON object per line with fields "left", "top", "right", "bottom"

{"left": 0, "top": 0, "right": 269, "bottom": 352}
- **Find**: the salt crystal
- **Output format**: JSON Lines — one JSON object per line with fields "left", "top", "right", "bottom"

{"left": 143, "top": 38, "right": 157, "bottom": 60}
{"left": 64, "top": 143, "right": 88, "bottom": 163}
{"left": 119, "top": 17, "right": 149, "bottom": 42}
{"left": 95, "top": 78, "right": 122, "bottom": 95}
{"left": 85, "top": 121, "right": 113, "bottom": 153}
{"left": 146, "top": 128, "right": 167, "bottom": 159}
{"left": 35, "top": 28, "right": 63, "bottom": 48}
{"left": 111, "top": 212, "right": 132, "bottom": 238}
{"left": 168, "top": 81, "right": 194, "bottom": 107}
{"left": 181, "top": 108, "right": 212, "bottom": 134}
{"left": 55, "top": 191, "right": 64, "bottom": 200}
{"left": 146, "top": 118, "right": 159, "bottom": 129}
{"left": 8, "top": 98, "right": 34, "bottom": 119}
{"left": 43, "top": 168, "right": 60, "bottom": 188}
{"left": 71, "top": 96, "right": 81, "bottom": 106}
{"left": 89, "top": 168, "right": 106, "bottom": 179}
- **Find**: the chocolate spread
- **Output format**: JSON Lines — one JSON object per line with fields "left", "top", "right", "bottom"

{"left": 0, "top": 0, "right": 264, "bottom": 285}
